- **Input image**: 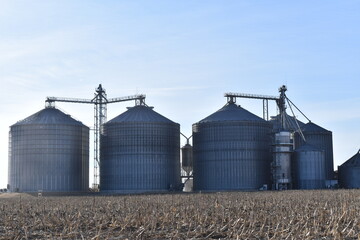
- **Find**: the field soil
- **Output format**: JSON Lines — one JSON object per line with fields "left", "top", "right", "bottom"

{"left": 0, "top": 190, "right": 359, "bottom": 239}
{"left": 0, "top": 193, "right": 22, "bottom": 199}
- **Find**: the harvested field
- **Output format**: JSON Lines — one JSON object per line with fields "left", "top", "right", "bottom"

{"left": 1, "top": 190, "right": 360, "bottom": 239}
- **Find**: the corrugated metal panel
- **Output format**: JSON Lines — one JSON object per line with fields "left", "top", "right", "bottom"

{"left": 100, "top": 105, "right": 181, "bottom": 192}
{"left": 8, "top": 107, "right": 89, "bottom": 192}
{"left": 295, "top": 122, "right": 334, "bottom": 180}
{"left": 293, "top": 144, "right": 326, "bottom": 189}
{"left": 338, "top": 150, "right": 360, "bottom": 188}
{"left": 193, "top": 103, "right": 272, "bottom": 191}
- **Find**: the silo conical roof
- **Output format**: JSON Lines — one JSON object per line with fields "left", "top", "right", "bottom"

{"left": 12, "top": 107, "right": 84, "bottom": 126}
{"left": 197, "top": 103, "right": 265, "bottom": 123}
{"left": 302, "top": 122, "right": 331, "bottom": 133}
{"left": 341, "top": 150, "right": 360, "bottom": 167}
{"left": 106, "top": 105, "right": 176, "bottom": 124}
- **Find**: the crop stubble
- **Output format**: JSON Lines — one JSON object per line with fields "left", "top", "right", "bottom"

{"left": 1, "top": 190, "right": 360, "bottom": 239}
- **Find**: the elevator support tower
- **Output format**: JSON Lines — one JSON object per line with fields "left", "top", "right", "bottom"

{"left": 45, "top": 84, "right": 145, "bottom": 190}
{"left": 224, "top": 85, "right": 309, "bottom": 132}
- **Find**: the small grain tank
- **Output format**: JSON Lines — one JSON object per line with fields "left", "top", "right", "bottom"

{"left": 272, "top": 131, "right": 293, "bottom": 190}
{"left": 181, "top": 142, "right": 193, "bottom": 175}
{"left": 100, "top": 104, "right": 181, "bottom": 192}
{"left": 295, "top": 121, "right": 334, "bottom": 180}
{"left": 192, "top": 100, "right": 272, "bottom": 191}
{"left": 293, "top": 144, "right": 326, "bottom": 189}
{"left": 338, "top": 150, "right": 360, "bottom": 189}
{"left": 8, "top": 106, "right": 89, "bottom": 192}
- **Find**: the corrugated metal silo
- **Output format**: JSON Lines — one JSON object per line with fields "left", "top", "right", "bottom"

{"left": 295, "top": 122, "right": 334, "bottom": 180}
{"left": 293, "top": 144, "right": 326, "bottom": 189}
{"left": 338, "top": 150, "right": 360, "bottom": 188}
{"left": 100, "top": 105, "right": 181, "bottom": 192}
{"left": 8, "top": 106, "right": 89, "bottom": 192}
{"left": 192, "top": 102, "right": 272, "bottom": 191}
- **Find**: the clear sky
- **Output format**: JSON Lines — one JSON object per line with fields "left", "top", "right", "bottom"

{"left": 1, "top": 1, "right": 359, "bottom": 189}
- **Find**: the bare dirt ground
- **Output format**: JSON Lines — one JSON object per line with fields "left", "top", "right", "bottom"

{"left": 1, "top": 190, "right": 359, "bottom": 239}
{"left": 0, "top": 193, "right": 23, "bottom": 199}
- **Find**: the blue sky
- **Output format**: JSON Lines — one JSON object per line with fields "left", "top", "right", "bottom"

{"left": 1, "top": 1, "right": 359, "bottom": 188}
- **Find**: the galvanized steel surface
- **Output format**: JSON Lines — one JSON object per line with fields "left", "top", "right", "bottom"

{"left": 8, "top": 107, "right": 89, "bottom": 192}
{"left": 338, "top": 150, "right": 360, "bottom": 188}
{"left": 193, "top": 103, "right": 272, "bottom": 191}
{"left": 295, "top": 122, "right": 334, "bottom": 180}
{"left": 13, "top": 107, "right": 85, "bottom": 125}
{"left": 272, "top": 131, "right": 293, "bottom": 189}
{"left": 106, "top": 105, "right": 174, "bottom": 123}
{"left": 100, "top": 105, "right": 181, "bottom": 192}
{"left": 199, "top": 103, "right": 266, "bottom": 123}
{"left": 293, "top": 144, "right": 326, "bottom": 189}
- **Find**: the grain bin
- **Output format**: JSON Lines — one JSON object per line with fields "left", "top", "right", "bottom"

{"left": 100, "top": 104, "right": 181, "bottom": 192}
{"left": 293, "top": 144, "right": 326, "bottom": 189}
{"left": 8, "top": 106, "right": 89, "bottom": 192}
{"left": 192, "top": 101, "right": 272, "bottom": 191}
{"left": 295, "top": 121, "right": 334, "bottom": 180}
{"left": 338, "top": 150, "right": 360, "bottom": 189}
